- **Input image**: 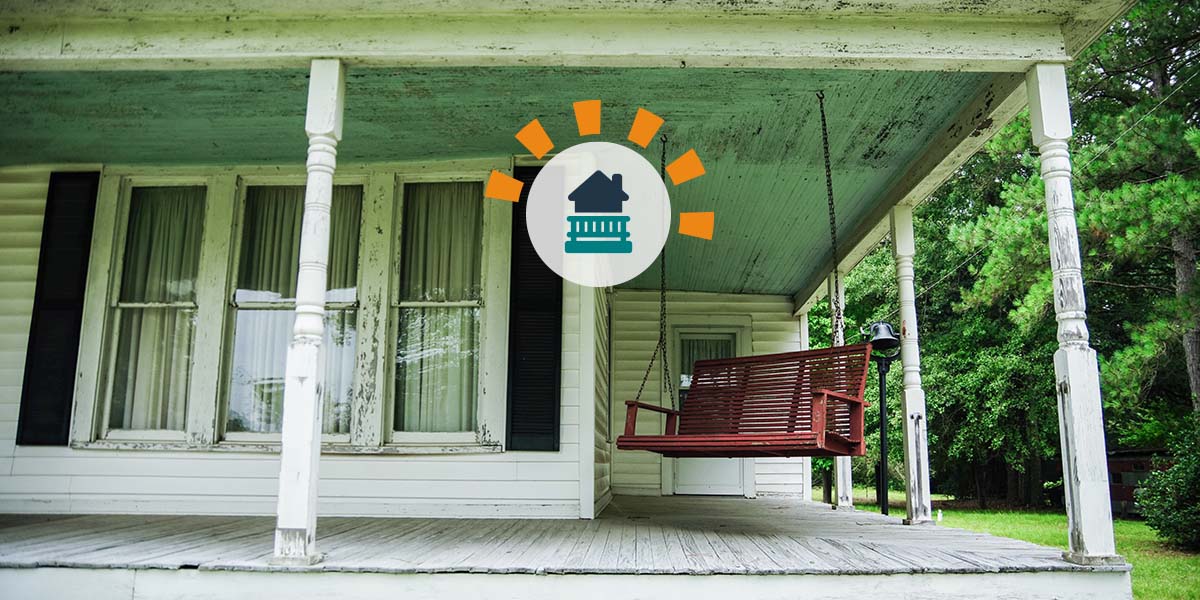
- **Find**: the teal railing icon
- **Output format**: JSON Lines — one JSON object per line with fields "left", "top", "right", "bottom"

{"left": 566, "top": 215, "right": 632, "bottom": 254}
{"left": 566, "top": 170, "right": 633, "bottom": 254}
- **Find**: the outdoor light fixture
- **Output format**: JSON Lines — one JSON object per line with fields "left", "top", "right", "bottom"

{"left": 864, "top": 321, "right": 901, "bottom": 515}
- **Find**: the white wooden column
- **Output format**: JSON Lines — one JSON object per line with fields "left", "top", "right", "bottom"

{"left": 829, "top": 272, "right": 853, "bottom": 509}
{"left": 798, "top": 312, "right": 814, "bottom": 502}
{"left": 273, "top": 58, "right": 346, "bottom": 565}
{"left": 579, "top": 283, "right": 598, "bottom": 519}
{"left": 890, "top": 205, "right": 933, "bottom": 525}
{"left": 1027, "top": 63, "right": 1120, "bottom": 565}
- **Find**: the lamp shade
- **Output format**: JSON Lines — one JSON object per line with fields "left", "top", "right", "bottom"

{"left": 866, "top": 321, "right": 901, "bottom": 351}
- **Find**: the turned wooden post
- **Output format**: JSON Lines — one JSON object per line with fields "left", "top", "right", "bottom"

{"left": 1027, "top": 63, "right": 1120, "bottom": 565}
{"left": 829, "top": 272, "right": 854, "bottom": 510}
{"left": 891, "top": 205, "right": 933, "bottom": 525}
{"left": 273, "top": 58, "right": 345, "bottom": 565}
{"left": 799, "top": 312, "right": 814, "bottom": 502}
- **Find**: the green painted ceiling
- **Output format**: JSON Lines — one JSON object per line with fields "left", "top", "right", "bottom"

{"left": 0, "top": 67, "right": 990, "bottom": 295}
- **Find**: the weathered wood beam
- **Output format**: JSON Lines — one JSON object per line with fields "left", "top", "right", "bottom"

{"left": 272, "top": 58, "right": 344, "bottom": 566}
{"left": 0, "top": 14, "right": 1068, "bottom": 71}
{"left": 349, "top": 170, "right": 394, "bottom": 448}
{"left": 0, "top": 0, "right": 1127, "bottom": 20}
{"left": 793, "top": 71, "right": 1027, "bottom": 315}
{"left": 1027, "top": 63, "right": 1120, "bottom": 566}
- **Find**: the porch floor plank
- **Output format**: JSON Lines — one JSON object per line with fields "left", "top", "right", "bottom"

{"left": 0, "top": 495, "right": 1129, "bottom": 576}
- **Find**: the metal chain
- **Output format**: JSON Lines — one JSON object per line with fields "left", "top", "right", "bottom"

{"left": 817, "top": 91, "right": 843, "bottom": 344}
{"left": 634, "top": 134, "right": 676, "bottom": 408}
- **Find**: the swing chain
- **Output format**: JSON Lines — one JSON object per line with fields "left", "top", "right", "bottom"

{"left": 634, "top": 134, "right": 677, "bottom": 409}
{"left": 817, "top": 91, "right": 844, "bottom": 344}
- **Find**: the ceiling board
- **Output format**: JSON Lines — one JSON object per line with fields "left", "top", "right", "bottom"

{"left": 0, "top": 66, "right": 989, "bottom": 295}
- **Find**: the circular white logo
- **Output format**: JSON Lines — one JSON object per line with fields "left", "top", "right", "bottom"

{"left": 526, "top": 141, "right": 671, "bottom": 288}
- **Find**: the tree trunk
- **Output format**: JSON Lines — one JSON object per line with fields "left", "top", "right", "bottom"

{"left": 1025, "top": 419, "right": 1043, "bottom": 507}
{"left": 822, "top": 469, "right": 833, "bottom": 504}
{"left": 1026, "top": 454, "right": 1043, "bottom": 507}
{"left": 1006, "top": 465, "right": 1020, "bottom": 505}
{"left": 1174, "top": 232, "right": 1200, "bottom": 414}
{"left": 974, "top": 463, "right": 988, "bottom": 509}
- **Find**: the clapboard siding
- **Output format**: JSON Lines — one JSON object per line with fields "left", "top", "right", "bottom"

{"left": 0, "top": 167, "right": 584, "bottom": 518}
{"left": 756, "top": 458, "right": 810, "bottom": 495}
{"left": 593, "top": 287, "right": 612, "bottom": 514}
{"left": 0, "top": 168, "right": 49, "bottom": 462}
{"left": 609, "top": 289, "right": 808, "bottom": 495}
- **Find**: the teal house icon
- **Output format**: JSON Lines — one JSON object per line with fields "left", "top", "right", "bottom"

{"left": 565, "top": 170, "right": 633, "bottom": 254}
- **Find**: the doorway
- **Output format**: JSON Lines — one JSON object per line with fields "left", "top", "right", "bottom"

{"left": 666, "top": 318, "right": 755, "bottom": 497}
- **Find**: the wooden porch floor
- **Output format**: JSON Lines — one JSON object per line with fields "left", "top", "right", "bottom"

{"left": 0, "top": 495, "right": 1126, "bottom": 576}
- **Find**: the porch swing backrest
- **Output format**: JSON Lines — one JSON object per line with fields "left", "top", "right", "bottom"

{"left": 678, "top": 343, "right": 873, "bottom": 440}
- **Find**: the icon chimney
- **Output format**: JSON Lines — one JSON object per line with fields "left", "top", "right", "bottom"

{"left": 611, "top": 174, "right": 622, "bottom": 190}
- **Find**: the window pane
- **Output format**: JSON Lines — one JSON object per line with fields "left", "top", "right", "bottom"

{"left": 109, "top": 307, "right": 195, "bottom": 430}
{"left": 680, "top": 336, "right": 736, "bottom": 378}
{"left": 120, "top": 186, "right": 205, "bottom": 303}
{"left": 399, "top": 182, "right": 483, "bottom": 302}
{"left": 394, "top": 307, "right": 478, "bottom": 432}
{"left": 678, "top": 335, "right": 735, "bottom": 409}
{"left": 226, "top": 309, "right": 357, "bottom": 434}
{"left": 236, "top": 185, "right": 362, "bottom": 304}
{"left": 108, "top": 186, "right": 204, "bottom": 432}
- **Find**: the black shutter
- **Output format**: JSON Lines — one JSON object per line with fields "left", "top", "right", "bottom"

{"left": 506, "top": 166, "right": 563, "bottom": 451}
{"left": 16, "top": 172, "right": 100, "bottom": 446}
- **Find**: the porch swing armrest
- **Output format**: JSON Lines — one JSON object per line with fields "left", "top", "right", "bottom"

{"left": 623, "top": 401, "right": 681, "bottom": 437}
{"left": 815, "top": 389, "right": 867, "bottom": 405}
{"left": 814, "top": 390, "right": 866, "bottom": 444}
{"left": 624, "top": 401, "right": 680, "bottom": 415}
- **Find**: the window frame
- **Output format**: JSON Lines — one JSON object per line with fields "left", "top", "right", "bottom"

{"left": 97, "top": 175, "right": 211, "bottom": 443}
{"left": 385, "top": 172, "right": 511, "bottom": 449}
{"left": 218, "top": 174, "right": 367, "bottom": 446}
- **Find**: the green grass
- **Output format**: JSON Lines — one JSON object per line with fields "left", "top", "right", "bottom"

{"left": 843, "top": 487, "right": 1200, "bottom": 600}
{"left": 940, "top": 509, "right": 1200, "bottom": 600}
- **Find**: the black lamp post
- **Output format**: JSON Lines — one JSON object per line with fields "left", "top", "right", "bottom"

{"left": 865, "top": 321, "right": 901, "bottom": 515}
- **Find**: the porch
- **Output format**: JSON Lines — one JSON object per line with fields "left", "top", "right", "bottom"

{"left": 0, "top": 495, "right": 1130, "bottom": 599}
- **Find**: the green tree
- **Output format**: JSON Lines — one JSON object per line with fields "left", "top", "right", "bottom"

{"left": 838, "top": 0, "right": 1199, "bottom": 507}
{"left": 952, "top": 0, "right": 1199, "bottom": 439}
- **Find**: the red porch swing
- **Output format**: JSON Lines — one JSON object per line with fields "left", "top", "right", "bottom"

{"left": 617, "top": 92, "right": 872, "bottom": 459}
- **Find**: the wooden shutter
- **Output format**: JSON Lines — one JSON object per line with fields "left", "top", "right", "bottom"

{"left": 17, "top": 172, "right": 100, "bottom": 445}
{"left": 506, "top": 166, "right": 563, "bottom": 451}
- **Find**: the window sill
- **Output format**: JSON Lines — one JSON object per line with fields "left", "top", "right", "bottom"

{"left": 70, "top": 440, "right": 504, "bottom": 455}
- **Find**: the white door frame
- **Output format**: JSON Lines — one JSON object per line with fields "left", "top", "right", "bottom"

{"left": 660, "top": 314, "right": 756, "bottom": 498}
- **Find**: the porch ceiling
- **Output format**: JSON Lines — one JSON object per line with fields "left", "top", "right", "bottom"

{"left": 0, "top": 66, "right": 989, "bottom": 296}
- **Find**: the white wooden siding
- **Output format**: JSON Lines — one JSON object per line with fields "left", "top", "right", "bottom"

{"left": 593, "top": 287, "right": 612, "bottom": 514}
{"left": 0, "top": 167, "right": 50, "bottom": 470}
{"left": 0, "top": 166, "right": 583, "bottom": 518}
{"left": 755, "top": 458, "right": 811, "bottom": 495}
{"left": 609, "top": 290, "right": 809, "bottom": 495}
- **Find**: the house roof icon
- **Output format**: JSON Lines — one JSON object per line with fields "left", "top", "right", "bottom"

{"left": 569, "top": 170, "right": 629, "bottom": 213}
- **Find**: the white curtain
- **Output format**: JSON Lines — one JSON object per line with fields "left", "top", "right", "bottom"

{"left": 395, "top": 182, "right": 482, "bottom": 432}
{"left": 679, "top": 336, "right": 735, "bottom": 409}
{"left": 680, "top": 338, "right": 736, "bottom": 377}
{"left": 109, "top": 186, "right": 205, "bottom": 431}
{"left": 226, "top": 186, "right": 360, "bottom": 434}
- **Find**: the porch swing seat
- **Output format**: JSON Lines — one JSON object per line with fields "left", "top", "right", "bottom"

{"left": 617, "top": 343, "right": 873, "bottom": 458}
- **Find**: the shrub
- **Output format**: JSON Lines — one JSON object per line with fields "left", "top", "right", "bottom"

{"left": 1137, "top": 417, "right": 1200, "bottom": 550}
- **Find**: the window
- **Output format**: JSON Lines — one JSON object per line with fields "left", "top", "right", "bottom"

{"left": 678, "top": 333, "right": 736, "bottom": 408}
{"left": 393, "top": 182, "right": 483, "bottom": 434}
{"left": 105, "top": 186, "right": 205, "bottom": 435}
{"left": 74, "top": 168, "right": 510, "bottom": 452}
{"left": 224, "top": 185, "right": 362, "bottom": 437}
